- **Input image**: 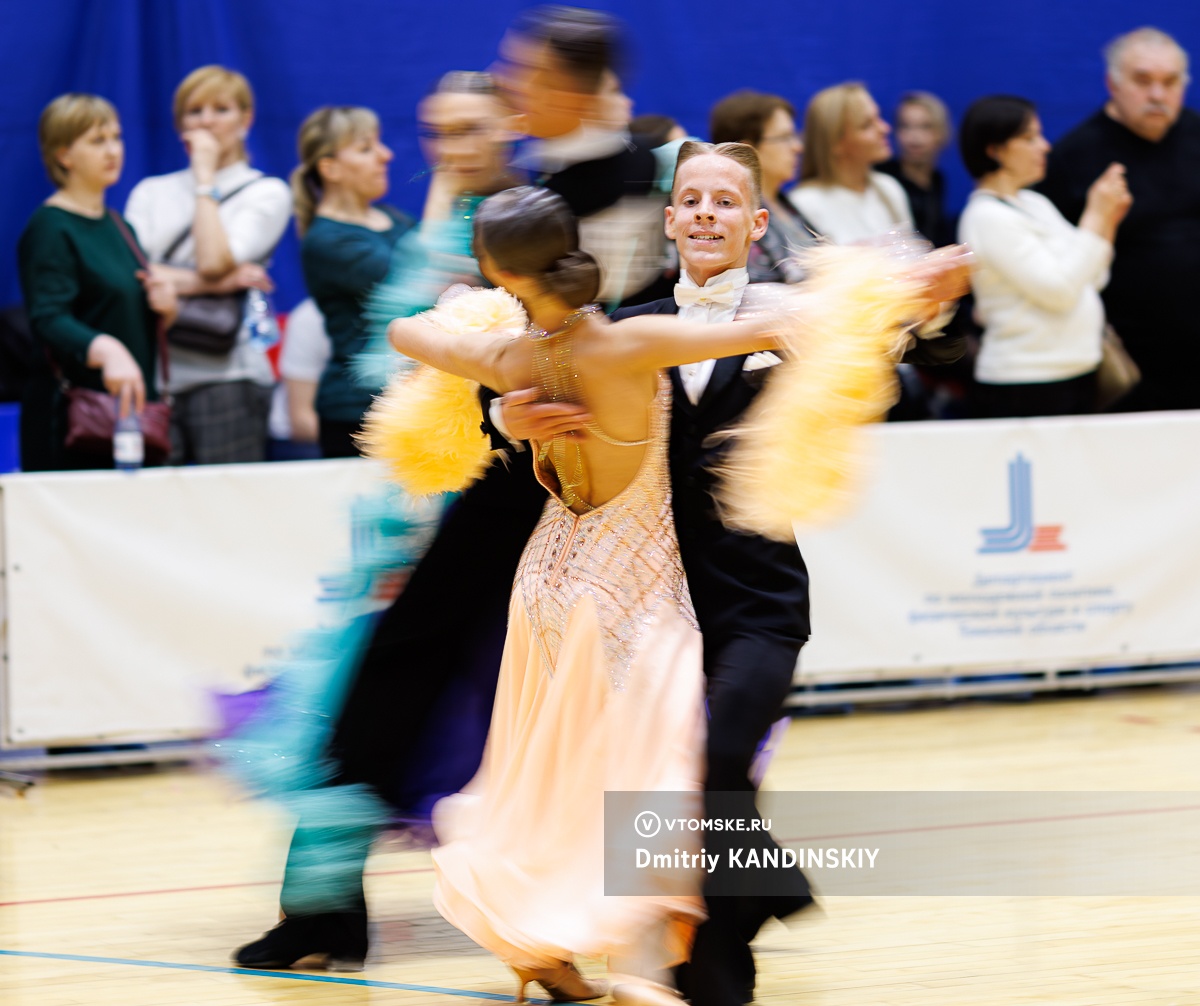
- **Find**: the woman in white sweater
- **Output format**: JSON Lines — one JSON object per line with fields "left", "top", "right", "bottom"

{"left": 957, "top": 95, "right": 1130, "bottom": 417}
{"left": 788, "top": 82, "right": 914, "bottom": 244}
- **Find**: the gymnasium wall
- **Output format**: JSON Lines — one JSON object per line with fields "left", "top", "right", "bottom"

{"left": 2, "top": 0, "right": 1198, "bottom": 311}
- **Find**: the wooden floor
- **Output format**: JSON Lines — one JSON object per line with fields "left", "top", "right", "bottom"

{"left": 3, "top": 684, "right": 1200, "bottom": 1004}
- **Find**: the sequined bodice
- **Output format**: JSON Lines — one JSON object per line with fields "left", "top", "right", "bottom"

{"left": 518, "top": 371, "right": 697, "bottom": 691}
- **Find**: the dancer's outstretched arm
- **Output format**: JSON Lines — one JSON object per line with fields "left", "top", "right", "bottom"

{"left": 387, "top": 314, "right": 530, "bottom": 392}
{"left": 605, "top": 312, "right": 781, "bottom": 372}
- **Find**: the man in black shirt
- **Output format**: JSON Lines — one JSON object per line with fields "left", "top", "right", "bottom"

{"left": 1040, "top": 27, "right": 1200, "bottom": 411}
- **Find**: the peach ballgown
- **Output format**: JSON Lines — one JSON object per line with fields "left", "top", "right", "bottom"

{"left": 431, "top": 370, "right": 706, "bottom": 977}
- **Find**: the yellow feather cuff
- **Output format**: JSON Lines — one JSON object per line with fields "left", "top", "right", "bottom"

{"left": 714, "top": 244, "right": 921, "bottom": 541}
{"left": 358, "top": 288, "right": 528, "bottom": 496}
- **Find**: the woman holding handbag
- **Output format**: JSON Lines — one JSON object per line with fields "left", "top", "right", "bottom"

{"left": 125, "top": 65, "right": 291, "bottom": 465}
{"left": 18, "top": 93, "right": 177, "bottom": 471}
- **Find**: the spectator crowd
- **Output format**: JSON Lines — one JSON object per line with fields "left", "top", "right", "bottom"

{"left": 8, "top": 22, "right": 1199, "bottom": 471}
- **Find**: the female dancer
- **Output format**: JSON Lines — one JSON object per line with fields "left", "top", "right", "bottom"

{"left": 231, "top": 73, "right": 525, "bottom": 972}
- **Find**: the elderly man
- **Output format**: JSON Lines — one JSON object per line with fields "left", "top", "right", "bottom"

{"left": 1040, "top": 27, "right": 1200, "bottom": 411}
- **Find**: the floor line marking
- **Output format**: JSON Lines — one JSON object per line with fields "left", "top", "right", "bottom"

{"left": 0, "top": 948, "right": 554, "bottom": 1002}
{"left": 779, "top": 801, "right": 1200, "bottom": 844}
{"left": 0, "top": 865, "right": 434, "bottom": 908}
{"left": 11, "top": 805, "right": 1195, "bottom": 908}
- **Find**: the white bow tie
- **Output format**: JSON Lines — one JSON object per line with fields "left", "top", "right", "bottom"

{"left": 674, "top": 281, "right": 738, "bottom": 308}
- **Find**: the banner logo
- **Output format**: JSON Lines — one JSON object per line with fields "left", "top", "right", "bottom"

{"left": 978, "top": 453, "right": 1065, "bottom": 554}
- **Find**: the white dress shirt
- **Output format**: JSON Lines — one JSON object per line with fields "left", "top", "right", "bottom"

{"left": 675, "top": 267, "right": 749, "bottom": 403}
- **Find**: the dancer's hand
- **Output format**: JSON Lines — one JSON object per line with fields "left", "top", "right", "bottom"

{"left": 500, "top": 388, "right": 591, "bottom": 442}
{"left": 907, "top": 245, "right": 973, "bottom": 325}
{"left": 910, "top": 245, "right": 973, "bottom": 305}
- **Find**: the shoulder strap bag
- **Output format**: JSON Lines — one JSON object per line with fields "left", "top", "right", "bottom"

{"left": 163, "top": 177, "right": 268, "bottom": 356}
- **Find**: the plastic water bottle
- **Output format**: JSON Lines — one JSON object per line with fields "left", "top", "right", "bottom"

{"left": 245, "top": 288, "right": 280, "bottom": 351}
{"left": 113, "top": 408, "right": 144, "bottom": 471}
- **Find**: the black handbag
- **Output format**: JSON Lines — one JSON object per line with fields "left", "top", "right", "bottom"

{"left": 160, "top": 177, "right": 267, "bottom": 355}
{"left": 167, "top": 292, "right": 246, "bottom": 354}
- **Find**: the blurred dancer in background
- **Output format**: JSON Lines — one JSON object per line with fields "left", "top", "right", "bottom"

{"left": 497, "top": 5, "right": 672, "bottom": 306}
{"left": 231, "top": 72, "right": 527, "bottom": 972}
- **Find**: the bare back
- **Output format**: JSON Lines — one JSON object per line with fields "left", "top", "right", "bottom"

{"left": 521, "top": 313, "right": 661, "bottom": 513}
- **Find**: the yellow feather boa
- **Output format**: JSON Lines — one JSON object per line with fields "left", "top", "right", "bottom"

{"left": 358, "top": 288, "right": 528, "bottom": 496}
{"left": 713, "top": 244, "right": 922, "bottom": 541}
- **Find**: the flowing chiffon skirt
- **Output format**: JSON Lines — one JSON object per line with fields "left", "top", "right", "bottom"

{"left": 432, "top": 588, "right": 706, "bottom": 970}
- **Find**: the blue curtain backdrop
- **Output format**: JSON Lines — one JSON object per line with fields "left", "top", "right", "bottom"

{"left": 2, "top": 0, "right": 1197, "bottom": 311}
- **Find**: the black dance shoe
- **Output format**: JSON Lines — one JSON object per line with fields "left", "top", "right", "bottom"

{"left": 233, "top": 910, "right": 368, "bottom": 971}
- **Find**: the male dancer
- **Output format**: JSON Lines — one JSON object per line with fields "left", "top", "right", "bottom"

{"left": 499, "top": 141, "right": 966, "bottom": 1005}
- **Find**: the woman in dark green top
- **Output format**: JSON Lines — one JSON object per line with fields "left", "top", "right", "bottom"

{"left": 291, "top": 107, "right": 413, "bottom": 458}
{"left": 18, "top": 94, "right": 176, "bottom": 470}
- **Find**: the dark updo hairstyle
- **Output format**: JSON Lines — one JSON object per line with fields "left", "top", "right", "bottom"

{"left": 473, "top": 186, "right": 602, "bottom": 308}
{"left": 959, "top": 95, "right": 1037, "bottom": 180}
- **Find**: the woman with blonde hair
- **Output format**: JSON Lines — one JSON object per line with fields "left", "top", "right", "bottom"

{"left": 125, "top": 65, "right": 291, "bottom": 465}
{"left": 18, "top": 93, "right": 177, "bottom": 469}
{"left": 291, "top": 105, "right": 411, "bottom": 456}
{"left": 788, "top": 81, "right": 915, "bottom": 244}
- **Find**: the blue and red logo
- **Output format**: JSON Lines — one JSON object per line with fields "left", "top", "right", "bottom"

{"left": 978, "top": 453, "right": 1065, "bottom": 554}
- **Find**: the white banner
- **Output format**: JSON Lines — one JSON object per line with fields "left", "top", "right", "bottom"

{"left": 5, "top": 414, "right": 1199, "bottom": 745}
{"left": 795, "top": 412, "right": 1200, "bottom": 680}
{"left": 1, "top": 459, "right": 386, "bottom": 746}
